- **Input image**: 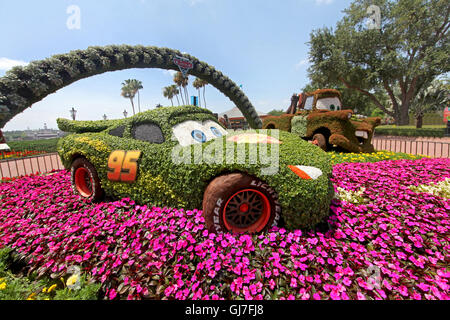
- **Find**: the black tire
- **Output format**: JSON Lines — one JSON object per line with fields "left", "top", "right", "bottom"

{"left": 70, "top": 157, "right": 104, "bottom": 201}
{"left": 202, "top": 173, "right": 281, "bottom": 234}
{"left": 312, "top": 133, "right": 328, "bottom": 151}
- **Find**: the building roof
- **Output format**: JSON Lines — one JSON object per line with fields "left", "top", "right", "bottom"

{"left": 218, "top": 107, "right": 266, "bottom": 119}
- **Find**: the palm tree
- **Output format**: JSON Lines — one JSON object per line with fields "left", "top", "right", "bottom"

{"left": 170, "top": 85, "right": 181, "bottom": 106}
{"left": 199, "top": 79, "right": 208, "bottom": 108}
{"left": 193, "top": 77, "right": 203, "bottom": 107}
{"left": 121, "top": 80, "right": 137, "bottom": 115}
{"left": 163, "top": 86, "right": 175, "bottom": 106}
{"left": 121, "top": 79, "right": 143, "bottom": 114}
{"left": 133, "top": 80, "right": 144, "bottom": 113}
{"left": 173, "top": 72, "right": 189, "bottom": 105}
{"left": 173, "top": 72, "right": 185, "bottom": 105}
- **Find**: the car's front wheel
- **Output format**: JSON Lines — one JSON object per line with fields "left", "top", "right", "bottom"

{"left": 70, "top": 157, "right": 104, "bottom": 201}
{"left": 202, "top": 173, "right": 281, "bottom": 234}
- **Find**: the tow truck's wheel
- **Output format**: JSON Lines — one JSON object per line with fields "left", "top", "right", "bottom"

{"left": 70, "top": 157, "right": 104, "bottom": 201}
{"left": 312, "top": 133, "right": 327, "bottom": 151}
{"left": 202, "top": 173, "right": 281, "bottom": 234}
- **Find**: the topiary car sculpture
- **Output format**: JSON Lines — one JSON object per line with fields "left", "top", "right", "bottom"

{"left": 262, "top": 89, "right": 381, "bottom": 153}
{"left": 57, "top": 105, "right": 334, "bottom": 233}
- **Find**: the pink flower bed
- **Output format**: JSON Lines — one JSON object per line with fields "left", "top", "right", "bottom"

{"left": 0, "top": 158, "right": 449, "bottom": 300}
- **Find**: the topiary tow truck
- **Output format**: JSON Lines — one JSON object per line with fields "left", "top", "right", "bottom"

{"left": 262, "top": 89, "right": 381, "bottom": 153}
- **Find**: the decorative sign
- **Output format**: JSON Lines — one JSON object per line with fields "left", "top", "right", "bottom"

{"left": 173, "top": 56, "right": 193, "bottom": 78}
{"left": 444, "top": 106, "right": 450, "bottom": 123}
{"left": 107, "top": 150, "right": 141, "bottom": 182}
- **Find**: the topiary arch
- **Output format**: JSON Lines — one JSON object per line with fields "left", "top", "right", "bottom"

{"left": 0, "top": 45, "right": 262, "bottom": 129}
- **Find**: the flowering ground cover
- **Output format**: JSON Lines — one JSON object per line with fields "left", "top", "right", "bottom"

{"left": 329, "top": 150, "right": 425, "bottom": 165}
{"left": 0, "top": 158, "right": 449, "bottom": 300}
{"left": 0, "top": 150, "right": 47, "bottom": 160}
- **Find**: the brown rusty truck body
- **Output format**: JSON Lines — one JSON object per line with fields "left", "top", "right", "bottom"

{"left": 262, "top": 89, "right": 380, "bottom": 153}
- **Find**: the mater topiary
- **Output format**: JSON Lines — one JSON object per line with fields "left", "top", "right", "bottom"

{"left": 57, "top": 105, "right": 334, "bottom": 231}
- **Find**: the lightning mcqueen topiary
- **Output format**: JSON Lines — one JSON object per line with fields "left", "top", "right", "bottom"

{"left": 57, "top": 106, "right": 334, "bottom": 233}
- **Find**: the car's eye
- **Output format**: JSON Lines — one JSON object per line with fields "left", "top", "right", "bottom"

{"left": 330, "top": 104, "right": 335, "bottom": 111}
{"left": 191, "top": 129, "right": 207, "bottom": 143}
{"left": 210, "top": 126, "right": 222, "bottom": 137}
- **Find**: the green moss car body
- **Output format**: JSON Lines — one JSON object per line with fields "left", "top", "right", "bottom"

{"left": 57, "top": 106, "right": 334, "bottom": 232}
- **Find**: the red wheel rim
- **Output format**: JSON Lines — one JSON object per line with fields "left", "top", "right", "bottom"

{"left": 74, "top": 167, "right": 93, "bottom": 198}
{"left": 223, "top": 188, "right": 271, "bottom": 233}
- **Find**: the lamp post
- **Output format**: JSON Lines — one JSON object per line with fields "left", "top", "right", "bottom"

{"left": 123, "top": 109, "right": 128, "bottom": 118}
{"left": 103, "top": 114, "right": 107, "bottom": 121}
{"left": 70, "top": 107, "right": 77, "bottom": 120}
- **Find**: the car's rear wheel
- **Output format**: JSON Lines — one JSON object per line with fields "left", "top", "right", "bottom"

{"left": 202, "top": 173, "right": 281, "bottom": 234}
{"left": 312, "top": 133, "right": 327, "bottom": 151}
{"left": 71, "top": 157, "right": 104, "bottom": 201}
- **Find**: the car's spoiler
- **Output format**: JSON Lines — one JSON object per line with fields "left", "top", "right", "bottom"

{"left": 57, "top": 118, "right": 121, "bottom": 133}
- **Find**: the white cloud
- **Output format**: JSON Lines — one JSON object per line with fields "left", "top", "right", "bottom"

{"left": 187, "top": 0, "right": 206, "bottom": 6}
{"left": 162, "top": 69, "right": 177, "bottom": 76}
{"left": 0, "top": 57, "right": 28, "bottom": 71}
{"left": 315, "top": 0, "right": 334, "bottom": 5}
{"left": 295, "top": 58, "right": 310, "bottom": 69}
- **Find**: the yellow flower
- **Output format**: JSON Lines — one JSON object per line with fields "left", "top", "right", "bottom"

{"left": 27, "top": 292, "right": 36, "bottom": 300}
{"left": 42, "top": 287, "right": 47, "bottom": 293}
{"left": 0, "top": 282, "right": 6, "bottom": 290}
{"left": 66, "top": 274, "right": 79, "bottom": 287}
{"left": 47, "top": 284, "right": 57, "bottom": 293}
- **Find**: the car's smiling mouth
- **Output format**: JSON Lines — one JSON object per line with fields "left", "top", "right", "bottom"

{"left": 355, "top": 130, "right": 368, "bottom": 145}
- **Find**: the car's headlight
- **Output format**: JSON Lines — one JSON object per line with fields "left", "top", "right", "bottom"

{"left": 288, "top": 165, "right": 323, "bottom": 180}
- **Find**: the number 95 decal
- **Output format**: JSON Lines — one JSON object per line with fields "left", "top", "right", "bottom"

{"left": 107, "top": 150, "right": 141, "bottom": 182}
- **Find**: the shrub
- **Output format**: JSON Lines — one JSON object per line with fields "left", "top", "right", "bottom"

{"left": 6, "top": 138, "right": 60, "bottom": 153}
{"left": 375, "top": 126, "right": 445, "bottom": 137}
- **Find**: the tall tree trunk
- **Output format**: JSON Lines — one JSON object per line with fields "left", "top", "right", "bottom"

{"left": 130, "top": 98, "right": 136, "bottom": 116}
{"left": 184, "top": 86, "right": 189, "bottom": 105}
{"left": 137, "top": 90, "right": 141, "bottom": 113}
{"left": 197, "top": 89, "right": 201, "bottom": 107}
{"left": 416, "top": 114, "right": 423, "bottom": 128}
{"left": 203, "top": 86, "right": 206, "bottom": 108}
{"left": 175, "top": 94, "right": 180, "bottom": 106}
{"left": 179, "top": 86, "right": 185, "bottom": 105}
{"left": 170, "top": 98, "right": 174, "bottom": 107}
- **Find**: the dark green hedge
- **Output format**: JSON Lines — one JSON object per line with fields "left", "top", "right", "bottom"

{"left": 57, "top": 106, "right": 334, "bottom": 230}
{"left": 6, "top": 138, "right": 60, "bottom": 153}
{"left": 375, "top": 127, "right": 445, "bottom": 137}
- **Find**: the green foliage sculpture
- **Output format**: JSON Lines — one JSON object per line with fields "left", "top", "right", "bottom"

{"left": 0, "top": 45, "right": 262, "bottom": 129}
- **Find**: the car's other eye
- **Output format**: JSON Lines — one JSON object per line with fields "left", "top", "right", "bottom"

{"left": 191, "top": 129, "right": 207, "bottom": 143}
{"left": 210, "top": 126, "right": 222, "bottom": 137}
{"left": 330, "top": 104, "right": 336, "bottom": 111}
{"left": 132, "top": 123, "right": 165, "bottom": 144}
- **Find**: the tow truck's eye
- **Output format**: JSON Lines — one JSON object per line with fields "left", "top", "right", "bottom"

{"left": 210, "top": 126, "right": 222, "bottom": 137}
{"left": 191, "top": 129, "right": 207, "bottom": 143}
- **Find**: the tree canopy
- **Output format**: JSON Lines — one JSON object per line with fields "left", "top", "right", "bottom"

{"left": 307, "top": 0, "right": 449, "bottom": 125}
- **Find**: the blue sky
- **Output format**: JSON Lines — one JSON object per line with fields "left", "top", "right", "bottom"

{"left": 0, "top": 0, "right": 352, "bottom": 130}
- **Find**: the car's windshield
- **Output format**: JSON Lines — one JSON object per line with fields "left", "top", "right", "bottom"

{"left": 172, "top": 120, "right": 228, "bottom": 146}
{"left": 316, "top": 97, "right": 341, "bottom": 111}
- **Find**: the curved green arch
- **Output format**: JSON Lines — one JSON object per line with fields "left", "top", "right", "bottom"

{"left": 0, "top": 45, "right": 262, "bottom": 129}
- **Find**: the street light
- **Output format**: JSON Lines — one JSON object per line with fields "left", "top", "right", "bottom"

{"left": 70, "top": 107, "right": 77, "bottom": 120}
{"left": 123, "top": 109, "right": 128, "bottom": 118}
